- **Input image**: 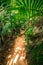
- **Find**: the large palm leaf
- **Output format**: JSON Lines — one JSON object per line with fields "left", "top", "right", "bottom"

{"left": 11, "top": 0, "right": 43, "bottom": 19}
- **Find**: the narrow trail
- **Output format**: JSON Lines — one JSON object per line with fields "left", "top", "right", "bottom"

{"left": 7, "top": 31, "right": 28, "bottom": 65}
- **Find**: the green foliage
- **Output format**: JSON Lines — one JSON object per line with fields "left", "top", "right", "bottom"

{"left": 29, "top": 42, "right": 43, "bottom": 65}
{"left": 0, "top": 0, "right": 10, "bottom": 6}
{"left": 0, "top": 0, "right": 43, "bottom": 37}
{"left": 25, "top": 17, "right": 43, "bottom": 65}
{"left": 12, "top": 0, "right": 43, "bottom": 19}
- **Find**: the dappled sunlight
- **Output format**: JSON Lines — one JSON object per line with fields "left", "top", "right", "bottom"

{"left": 6, "top": 34, "right": 27, "bottom": 65}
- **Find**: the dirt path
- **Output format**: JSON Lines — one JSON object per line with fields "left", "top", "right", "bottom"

{"left": 7, "top": 31, "right": 28, "bottom": 65}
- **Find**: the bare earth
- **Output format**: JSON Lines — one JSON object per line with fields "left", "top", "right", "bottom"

{"left": 7, "top": 31, "right": 28, "bottom": 65}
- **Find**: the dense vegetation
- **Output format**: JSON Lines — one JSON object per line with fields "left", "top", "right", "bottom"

{"left": 0, "top": 0, "right": 43, "bottom": 65}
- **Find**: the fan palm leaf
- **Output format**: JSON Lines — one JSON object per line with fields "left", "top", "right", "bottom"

{"left": 11, "top": 0, "right": 43, "bottom": 19}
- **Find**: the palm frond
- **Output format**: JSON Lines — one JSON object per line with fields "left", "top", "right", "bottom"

{"left": 11, "top": 0, "right": 43, "bottom": 19}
